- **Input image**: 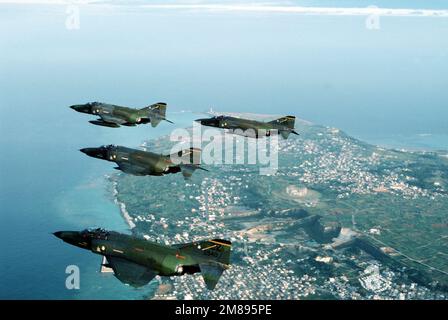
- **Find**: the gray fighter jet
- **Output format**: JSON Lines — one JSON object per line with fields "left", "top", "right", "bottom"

{"left": 80, "top": 145, "right": 207, "bottom": 179}
{"left": 70, "top": 101, "right": 173, "bottom": 128}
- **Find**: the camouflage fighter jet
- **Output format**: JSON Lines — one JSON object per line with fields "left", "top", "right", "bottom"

{"left": 80, "top": 145, "right": 207, "bottom": 179}
{"left": 195, "top": 115, "right": 299, "bottom": 139}
{"left": 70, "top": 101, "right": 173, "bottom": 128}
{"left": 54, "top": 228, "right": 231, "bottom": 290}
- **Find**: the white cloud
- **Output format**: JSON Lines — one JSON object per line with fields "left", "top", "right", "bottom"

{"left": 1, "top": 1, "right": 448, "bottom": 17}
{"left": 139, "top": 4, "right": 448, "bottom": 17}
{"left": 0, "top": 0, "right": 103, "bottom": 4}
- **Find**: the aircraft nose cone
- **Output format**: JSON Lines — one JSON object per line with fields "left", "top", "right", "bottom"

{"left": 53, "top": 231, "right": 63, "bottom": 239}
{"left": 52, "top": 231, "right": 85, "bottom": 247}
{"left": 79, "top": 148, "right": 97, "bottom": 157}
{"left": 53, "top": 231, "right": 75, "bottom": 242}
{"left": 195, "top": 118, "right": 207, "bottom": 125}
{"left": 80, "top": 147, "right": 108, "bottom": 160}
{"left": 70, "top": 104, "right": 91, "bottom": 114}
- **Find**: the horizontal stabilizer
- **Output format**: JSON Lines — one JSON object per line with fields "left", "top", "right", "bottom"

{"left": 179, "top": 164, "right": 208, "bottom": 180}
{"left": 280, "top": 129, "right": 299, "bottom": 139}
{"left": 170, "top": 147, "right": 203, "bottom": 166}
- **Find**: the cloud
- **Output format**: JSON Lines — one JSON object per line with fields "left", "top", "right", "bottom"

{"left": 1, "top": 1, "right": 448, "bottom": 17}
{"left": 0, "top": 0, "right": 104, "bottom": 4}
{"left": 138, "top": 4, "right": 448, "bottom": 17}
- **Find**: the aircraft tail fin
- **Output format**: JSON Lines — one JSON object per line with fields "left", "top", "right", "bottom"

{"left": 200, "top": 239, "right": 232, "bottom": 266}
{"left": 172, "top": 239, "right": 231, "bottom": 290}
{"left": 199, "top": 263, "right": 225, "bottom": 290}
{"left": 269, "top": 115, "right": 296, "bottom": 129}
{"left": 198, "top": 239, "right": 231, "bottom": 290}
{"left": 144, "top": 102, "right": 173, "bottom": 127}
{"left": 173, "top": 239, "right": 232, "bottom": 266}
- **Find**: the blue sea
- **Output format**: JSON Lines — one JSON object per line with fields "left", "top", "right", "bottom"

{"left": 0, "top": 2, "right": 447, "bottom": 299}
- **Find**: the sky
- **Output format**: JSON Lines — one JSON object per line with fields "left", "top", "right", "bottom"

{"left": 0, "top": 0, "right": 447, "bottom": 138}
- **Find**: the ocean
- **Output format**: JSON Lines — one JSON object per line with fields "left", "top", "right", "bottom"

{"left": 0, "top": 3, "right": 446, "bottom": 299}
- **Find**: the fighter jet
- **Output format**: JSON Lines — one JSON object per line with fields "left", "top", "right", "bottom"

{"left": 195, "top": 114, "right": 299, "bottom": 139}
{"left": 80, "top": 145, "right": 207, "bottom": 179}
{"left": 53, "top": 228, "right": 231, "bottom": 290}
{"left": 70, "top": 101, "right": 173, "bottom": 128}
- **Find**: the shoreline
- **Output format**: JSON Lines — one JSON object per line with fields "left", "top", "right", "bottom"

{"left": 110, "top": 177, "right": 136, "bottom": 230}
{"left": 353, "top": 133, "right": 448, "bottom": 154}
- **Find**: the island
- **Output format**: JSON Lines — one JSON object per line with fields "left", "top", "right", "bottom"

{"left": 109, "top": 117, "right": 448, "bottom": 300}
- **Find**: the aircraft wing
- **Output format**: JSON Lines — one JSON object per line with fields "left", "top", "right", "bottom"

{"left": 99, "top": 114, "right": 127, "bottom": 125}
{"left": 115, "top": 161, "right": 149, "bottom": 176}
{"left": 105, "top": 256, "right": 157, "bottom": 288}
{"left": 199, "top": 263, "right": 225, "bottom": 290}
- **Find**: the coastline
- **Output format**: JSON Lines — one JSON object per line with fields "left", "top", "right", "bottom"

{"left": 110, "top": 177, "right": 136, "bottom": 230}
{"left": 354, "top": 133, "right": 448, "bottom": 153}
{"left": 56, "top": 173, "right": 151, "bottom": 300}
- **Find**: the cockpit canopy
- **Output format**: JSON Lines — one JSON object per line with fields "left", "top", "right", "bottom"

{"left": 102, "top": 144, "right": 117, "bottom": 152}
{"left": 81, "top": 227, "right": 109, "bottom": 240}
